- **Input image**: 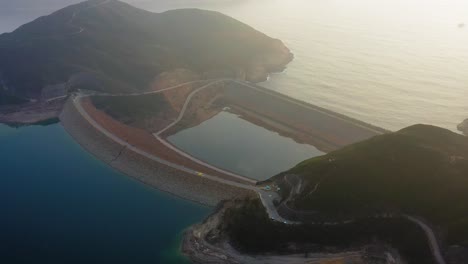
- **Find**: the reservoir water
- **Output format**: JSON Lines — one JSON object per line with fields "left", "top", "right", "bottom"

{"left": 0, "top": 123, "right": 210, "bottom": 264}
{"left": 167, "top": 111, "right": 324, "bottom": 181}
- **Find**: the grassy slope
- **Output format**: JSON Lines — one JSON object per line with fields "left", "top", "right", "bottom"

{"left": 0, "top": 0, "right": 288, "bottom": 99}
{"left": 285, "top": 124, "right": 468, "bottom": 246}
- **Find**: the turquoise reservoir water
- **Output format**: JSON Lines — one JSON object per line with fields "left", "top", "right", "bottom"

{"left": 0, "top": 123, "right": 210, "bottom": 264}
{"left": 168, "top": 111, "right": 324, "bottom": 181}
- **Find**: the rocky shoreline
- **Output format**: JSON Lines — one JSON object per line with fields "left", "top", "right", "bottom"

{"left": 244, "top": 39, "right": 294, "bottom": 83}
{"left": 59, "top": 99, "right": 253, "bottom": 206}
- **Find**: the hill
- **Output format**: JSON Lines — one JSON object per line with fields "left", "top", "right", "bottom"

{"left": 279, "top": 124, "right": 468, "bottom": 247}
{"left": 0, "top": 0, "right": 292, "bottom": 104}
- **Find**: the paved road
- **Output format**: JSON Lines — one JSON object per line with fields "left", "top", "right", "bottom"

{"left": 153, "top": 80, "right": 224, "bottom": 136}
{"left": 258, "top": 190, "right": 291, "bottom": 223}
{"left": 91, "top": 79, "right": 216, "bottom": 97}
{"left": 405, "top": 215, "right": 447, "bottom": 264}
{"left": 282, "top": 173, "right": 447, "bottom": 264}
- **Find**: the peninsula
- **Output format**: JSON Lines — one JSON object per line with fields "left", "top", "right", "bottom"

{"left": 0, "top": 0, "right": 292, "bottom": 124}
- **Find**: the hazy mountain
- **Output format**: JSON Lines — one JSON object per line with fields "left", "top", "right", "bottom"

{"left": 0, "top": 0, "right": 292, "bottom": 103}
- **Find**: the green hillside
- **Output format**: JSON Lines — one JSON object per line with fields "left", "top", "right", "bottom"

{"left": 283, "top": 124, "right": 468, "bottom": 246}
{"left": 0, "top": 0, "right": 292, "bottom": 102}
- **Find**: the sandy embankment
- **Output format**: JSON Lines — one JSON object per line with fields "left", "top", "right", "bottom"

{"left": 60, "top": 99, "right": 253, "bottom": 206}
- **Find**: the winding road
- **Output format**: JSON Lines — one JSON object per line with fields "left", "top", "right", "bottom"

{"left": 153, "top": 80, "right": 224, "bottom": 136}
{"left": 282, "top": 174, "right": 447, "bottom": 264}
{"left": 405, "top": 215, "right": 446, "bottom": 264}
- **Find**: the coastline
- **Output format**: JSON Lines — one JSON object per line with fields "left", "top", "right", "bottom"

{"left": 59, "top": 99, "right": 253, "bottom": 206}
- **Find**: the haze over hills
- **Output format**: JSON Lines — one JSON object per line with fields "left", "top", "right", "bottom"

{"left": 277, "top": 125, "right": 468, "bottom": 248}
{"left": 0, "top": 0, "right": 292, "bottom": 103}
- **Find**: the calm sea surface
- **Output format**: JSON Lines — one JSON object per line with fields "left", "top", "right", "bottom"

{"left": 131, "top": 0, "right": 468, "bottom": 132}
{"left": 1, "top": 0, "right": 467, "bottom": 131}
{"left": 0, "top": 124, "right": 210, "bottom": 263}
{"left": 168, "top": 111, "right": 324, "bottom": 181}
